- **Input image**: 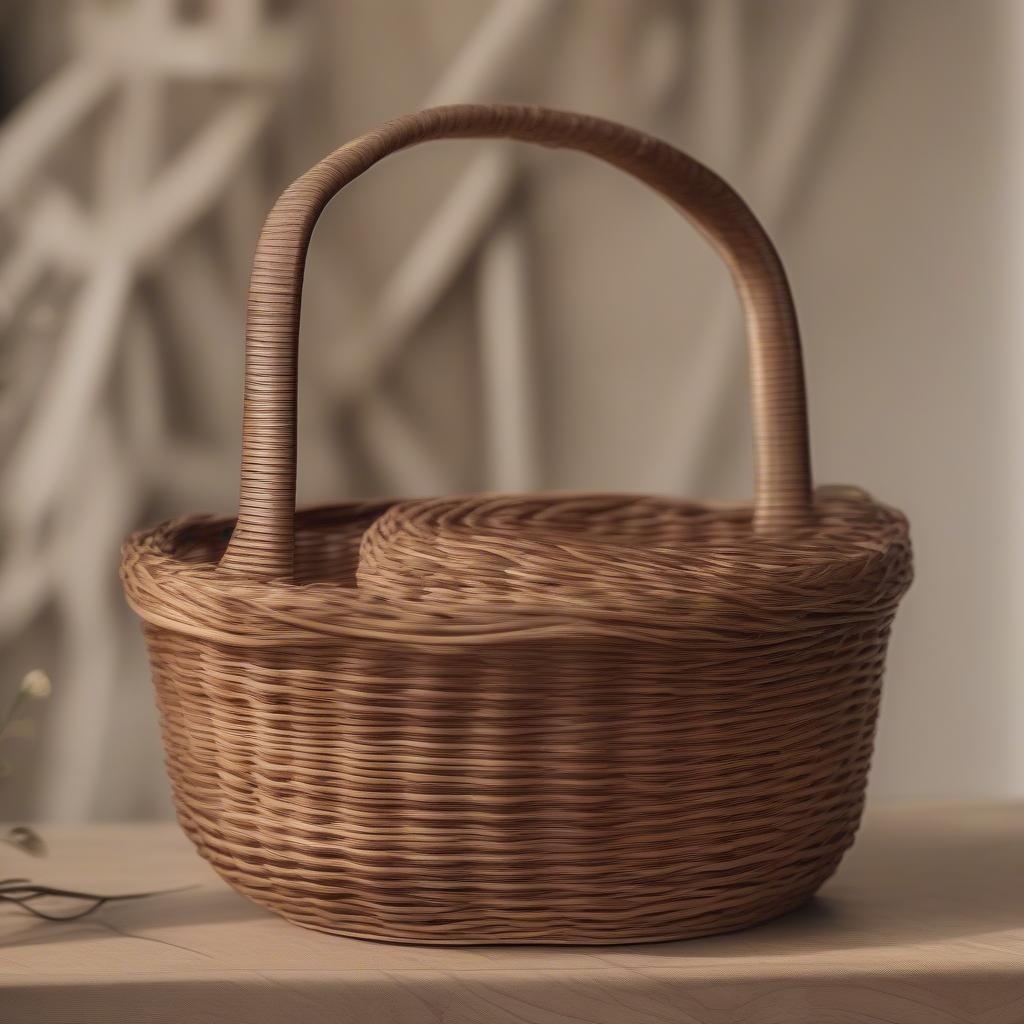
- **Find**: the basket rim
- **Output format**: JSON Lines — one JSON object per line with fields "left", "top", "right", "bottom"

{"left": 121, "top": 488, "right": 911, "bottom": 650}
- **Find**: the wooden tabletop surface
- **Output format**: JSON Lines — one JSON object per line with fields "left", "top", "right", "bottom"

{"left": 2, "top": 802, "right": 1022, "bottom": 1023}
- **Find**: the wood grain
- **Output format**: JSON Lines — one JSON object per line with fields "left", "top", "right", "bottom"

{"left": 2, "top": 803, "right": 1021, "bottom": 1023}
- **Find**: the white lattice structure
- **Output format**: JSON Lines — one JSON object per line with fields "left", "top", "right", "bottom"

{"left": 0, "top": 0, "right": 875, "bottom": 819}
{"left": 0, "top": 0, "right": 305, "bottom": 818}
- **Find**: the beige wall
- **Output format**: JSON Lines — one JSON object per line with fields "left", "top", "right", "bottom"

{"left": 1, "top": 0, "right": 1019, "bottom": 819}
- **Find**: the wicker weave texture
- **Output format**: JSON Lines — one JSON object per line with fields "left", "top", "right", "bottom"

{"left": 121, "top": 105, "right": 913, "bottom": 945}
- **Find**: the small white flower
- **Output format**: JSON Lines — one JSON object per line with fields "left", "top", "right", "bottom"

{"left": 19, "top": 670, "right": 51, "bottom": 700}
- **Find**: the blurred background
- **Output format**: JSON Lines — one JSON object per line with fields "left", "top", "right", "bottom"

{"left": 0, "top": 0, "right": 1020, "bottom": 821}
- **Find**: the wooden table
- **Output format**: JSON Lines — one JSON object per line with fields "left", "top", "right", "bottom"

{"left": 2, "top": 803, "right": 1022, "bottom": 1023}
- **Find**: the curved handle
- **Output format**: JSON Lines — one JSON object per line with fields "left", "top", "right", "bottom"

{"left": 220, "top": 104, "right": 812, "bottom": 581}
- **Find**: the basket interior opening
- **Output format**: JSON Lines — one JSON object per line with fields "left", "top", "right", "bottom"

{"left": 168, "top": 503, "right": 398, "bottom": 586}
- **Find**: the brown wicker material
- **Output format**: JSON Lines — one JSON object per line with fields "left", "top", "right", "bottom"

{"left": 121, "top": 104, "right": 913, "bottom": 945}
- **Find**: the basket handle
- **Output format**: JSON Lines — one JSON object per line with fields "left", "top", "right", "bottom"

{"left": 219, "top": 104, "right": 813, "bottom": 581}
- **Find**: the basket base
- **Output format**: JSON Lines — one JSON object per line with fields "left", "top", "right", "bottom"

{"left": 267, "top": 891, "right": 820, "bottom": 946}
{"left": 174, "top": 787, "right": 852, "bottom": 945}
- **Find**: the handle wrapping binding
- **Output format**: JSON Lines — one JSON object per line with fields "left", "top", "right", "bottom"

{"left": 220, "top": 104, "right": 813, "bottom": 581}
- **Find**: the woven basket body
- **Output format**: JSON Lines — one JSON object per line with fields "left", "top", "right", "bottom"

{"left": 122, "top": 106, "right": 912, "bottom": 945}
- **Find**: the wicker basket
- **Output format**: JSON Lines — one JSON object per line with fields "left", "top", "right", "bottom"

{"left": 122, "top": 104, "right": 912, "bottom": 945}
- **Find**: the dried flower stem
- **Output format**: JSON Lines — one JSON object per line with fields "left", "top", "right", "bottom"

{"left": 0, "top": 878, "right": 196, "bottom": 922}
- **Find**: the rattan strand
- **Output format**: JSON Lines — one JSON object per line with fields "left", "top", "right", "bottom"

{"left": 121, "top": 105, "right": 912, "bottom": 945}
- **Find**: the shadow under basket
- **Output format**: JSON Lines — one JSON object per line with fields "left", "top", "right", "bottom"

{"left": 121, "top": 105, "right": 913, "bottom": 945}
